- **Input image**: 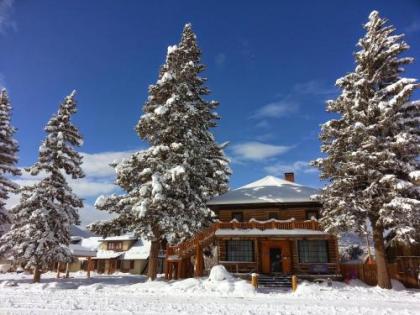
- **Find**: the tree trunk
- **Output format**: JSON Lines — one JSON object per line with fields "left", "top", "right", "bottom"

{"left": 33, "top": 266, "right": 41, "bottom": 283}
{"left": 148, "top": 234, "right": 161, "bottom": 280}
{"left": 372, "top": 226, "right": 392, "bottom": 289}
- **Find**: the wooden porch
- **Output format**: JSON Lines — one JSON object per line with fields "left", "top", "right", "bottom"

{"left": 165, "top": 219, "right": 340, "bottom": 279}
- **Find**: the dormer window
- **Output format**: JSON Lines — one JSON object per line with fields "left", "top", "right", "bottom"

{"left": 107, "top": 241, "right": 123, "bottom": 251}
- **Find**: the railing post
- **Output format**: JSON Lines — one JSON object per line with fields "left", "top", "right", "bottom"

{"left": 251, "top": 273, "right": 258, "bottom": 289}
{"left": 292, "top": 275, "right": 298, "bottom": 292}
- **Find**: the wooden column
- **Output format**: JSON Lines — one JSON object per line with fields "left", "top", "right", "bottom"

{"left": 254, "top": 238, "right": 259, "bottom": 273}
{"left": 65, "top": 262, "right": 70, "bottom": 278}
{"left": 56, "top": 262, "right": 61, "bottom": 278}
{"left": 194, "top": 242, "right": 204, "bottom": 277}
{"left": 292, "top": 275, "right": 298, "bottom": 292}
{"left": 251, "top": 273, "right": 258, "bottom": 288}
{"left": 87, "top": 257, "right": 92, "bottom": 278}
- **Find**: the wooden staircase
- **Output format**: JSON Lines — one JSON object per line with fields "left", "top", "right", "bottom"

{"left": 257, "top": 274, "right": 293, "bottom": 290}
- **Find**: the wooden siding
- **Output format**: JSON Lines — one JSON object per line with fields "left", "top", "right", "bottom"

{"left": 215, "top": 208, "right": 318, "bottom": 222}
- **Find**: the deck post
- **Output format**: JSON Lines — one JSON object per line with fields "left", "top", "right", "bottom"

{"left": 292, "top": 275, "right": 298, "bottom": 292}
{"left": 251, "top": 273, "right": 258, "bottom": 288}
{"left": 194, "top": 242, "right": 204, "bottom": 277}
{"left": 87, "top": 257, "right": 92, "bottom": 278}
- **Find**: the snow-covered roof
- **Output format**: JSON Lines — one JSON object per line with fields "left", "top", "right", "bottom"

{"left": 207, "top": 176, "right": 320, "bottom": 206}
{"left": 98, "top": 235, "right": 137, "bottom": 242}
{"left": 71, "top": 225, "right": 95, "bottom": 238}
{"left": 81, "top": 237, "right": 102, "bottom": 251}
{"left": 94, "top": 250, "right": 124, "bottom": 259}
{"left": 215, "top": 228, "right": 329, "bottom": 237}
{"left": 122, "top": 240, "right": 151, "bottom": 260}
{"left": 69, "top": 244, "right": 97, "bottom": 257}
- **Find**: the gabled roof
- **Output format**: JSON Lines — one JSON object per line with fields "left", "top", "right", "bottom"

{"left": 207, "top": 175, "right": 319, "bottom": 206}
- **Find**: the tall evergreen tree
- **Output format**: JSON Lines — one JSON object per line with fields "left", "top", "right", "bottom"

{"left": 0, "top": 91, "right": 84, "bottom": 282}
{"left": 90, "top": 24, "right": 231, "bottom": 280}
{"left": 313, "top": 11, "right": 419, "bottom": 289}
{"left": 0, "top": 89, "right": 21, "bottom": 232}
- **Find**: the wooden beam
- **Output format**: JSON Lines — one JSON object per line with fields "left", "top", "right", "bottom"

{"left": 87, "top": 257, "right": 92, "bottom": 278}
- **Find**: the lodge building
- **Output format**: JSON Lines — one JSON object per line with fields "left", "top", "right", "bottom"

{"left": 165, "top": 173, "right": 340, "bottom": 279}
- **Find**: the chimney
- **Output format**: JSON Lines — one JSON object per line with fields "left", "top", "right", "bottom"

{"left": 284, "top": 172, "right": 295, "bottom": 182}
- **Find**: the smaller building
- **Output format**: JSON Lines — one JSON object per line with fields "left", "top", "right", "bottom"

{"left": 94, "top": 235, "right": 151, "bottom": 275}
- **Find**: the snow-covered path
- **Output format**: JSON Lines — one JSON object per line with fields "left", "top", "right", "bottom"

{"left": 0, "top": 272, "right": 419, "bottom": 315}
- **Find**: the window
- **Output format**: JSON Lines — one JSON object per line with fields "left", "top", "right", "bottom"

{"left": 130, "top": 260, "right": 135, "bottom": 269}
{"left": 305, "top": 210, "right": 319, "bottom": 220}
{"left": 298, "top": 240, "right": 328, "bottom": 263}
{"left": 226, "top": 240, "right": 254, "bottom": 262}
{"left": 107, "top": 242, "right": 123, "bottom": 251}
{"left": 231, "top": 212, "right": 243, "bottom": 222}
{"left": 268, "top": 212, "right": 279, "bottom": 220}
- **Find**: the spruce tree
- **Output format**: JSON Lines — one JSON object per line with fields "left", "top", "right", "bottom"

{"left": 313, "top": 11, "right": 419, "bottom": 289}
{"left": 90, "top": 24, "right": 231, "bottom": 280}
{"left": 0, "top": 89, "right": 21, "bottom": 231}
{"left": 0, "top": 91, "right": 84, "bottom": 282}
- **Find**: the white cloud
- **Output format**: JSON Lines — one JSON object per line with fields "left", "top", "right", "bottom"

{"left": 264, "top": 160, "right": 318, "bottom": 175}
{"left": 253, "top": 100, "right": 299, "bottom": 119}
{"left": 0, "top": 0, "right": 16, "bottom": 34}
{"left": 252, "top": 80, "right": 336, "bottom": 120}
{"left": 5, "top": 149, "right": 138, "bottom": 227}
{"left": 78, "top": 203, "right": 114, "bottom": 228}
{"left": 231, "top": 142, "right": 292, "bottom": 161}
{"left": 292, "top": 80, "right": 336, "bottom": 96}
{"left": 255, "top": 120, "right": 270, "bottom": 129}
{"left": 81, "top": 151, "right": 134, "bottom": 178}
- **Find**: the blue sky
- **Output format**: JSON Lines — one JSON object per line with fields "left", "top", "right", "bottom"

{"left": 0, "top": 1, "right": 419, "bottom": 226}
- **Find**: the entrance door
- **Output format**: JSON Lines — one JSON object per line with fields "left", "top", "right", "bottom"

{"left": 269, "top": 248, "right": 282, "bottom": 273}
{"left": 261, "top": 240, "right": 292, "bottom": 274}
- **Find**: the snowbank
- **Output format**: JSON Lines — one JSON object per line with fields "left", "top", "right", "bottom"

{"left": 0, "top": 271, "right": 419, "bottom": 314}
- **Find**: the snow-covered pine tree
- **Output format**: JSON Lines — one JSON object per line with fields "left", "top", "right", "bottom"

{"left": 0, "top": 89, "right": 21, "bottom": 232}
{"left": 312, "top": 11, "right": 420, "bottom": 289}
{"left": 0, "top": 91, "right": 84, "bottom": 282}
{"left": 90, "top": 24, "right": 231, "bottom": 280}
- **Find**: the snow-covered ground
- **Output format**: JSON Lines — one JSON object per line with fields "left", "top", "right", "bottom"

{"left": 0, "top": 270, "right": 419, "bottom": 315}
